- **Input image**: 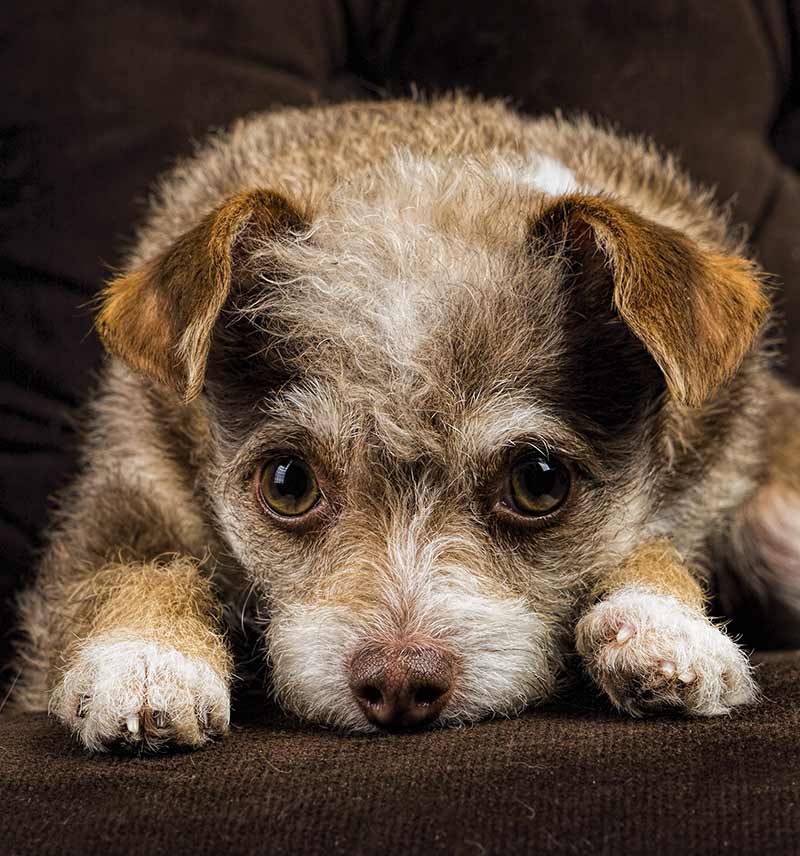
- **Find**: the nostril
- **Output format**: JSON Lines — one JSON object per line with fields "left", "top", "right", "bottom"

{"left": 412, "top": 684, "right": 445, "bottom": 706}
{"left": 356, "top": 684, "right": 383, "bottom": 707}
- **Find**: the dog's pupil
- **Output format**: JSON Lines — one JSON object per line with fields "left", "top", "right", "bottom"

{"left": 522, "top": 459, "right": 556, "bottom": 494}
{"left": 273, "top": 459, "right": 308, "bottom": 500}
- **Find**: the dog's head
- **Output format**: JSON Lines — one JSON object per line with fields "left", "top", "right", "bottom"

{"left": 97, "top": 153, "right": 768, "bottom": 730}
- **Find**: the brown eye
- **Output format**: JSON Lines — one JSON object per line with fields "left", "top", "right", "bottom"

{"left": 506, "top": 454, "right": 570, "bottom": 517}
{"left": 258, "top": 456, "right": 320, "bottom": 518}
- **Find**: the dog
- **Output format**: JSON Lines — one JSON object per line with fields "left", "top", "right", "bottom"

{"left": 14, "top": 95, "right": 800, "bottom": 752}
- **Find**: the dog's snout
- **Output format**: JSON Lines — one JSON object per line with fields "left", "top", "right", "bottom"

{"left": 349, "top": 646, "right": 454, "bottom": 730}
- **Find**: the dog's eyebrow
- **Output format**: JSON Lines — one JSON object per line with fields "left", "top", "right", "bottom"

{"left": 258, "top": 379, "right": 358, "bottom": 445}
{"left": 453, "top": 396, "right": 599, "bottom": 465}
{"left": 219, "top": 379, "right": 358, "bottom": 491}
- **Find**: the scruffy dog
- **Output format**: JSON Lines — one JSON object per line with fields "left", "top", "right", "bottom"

{"left": 15, "top": 96, "right": 800, "bottom": 752}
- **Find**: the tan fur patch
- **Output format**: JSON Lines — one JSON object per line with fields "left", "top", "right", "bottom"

{"left": 96, "top": 190, "right": 303, "bottom": 400}
{"left": 591, "top": 539, "right": 706, "bottom": 611}
{"left": 531, "top": 195, "right": 769, "bottom": 407}
{"left": 56, "top": 558, "right": 231, "bottom": 684}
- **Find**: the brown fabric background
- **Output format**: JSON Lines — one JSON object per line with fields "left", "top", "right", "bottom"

{"left": 2, "top": 3, "right": 800, "bottom": 852}
{"left": 1, "top": 652, "right": 798, "bottom": 856}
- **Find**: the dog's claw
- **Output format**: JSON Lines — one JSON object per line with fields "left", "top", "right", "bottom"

{"left": 615, "top": 624, "right": 634, "bottom": 644}
{"left": 76, "top": 694, "right": 90, "bottom": 718}
{"left": 678, "top": 669, "right": 696, "bottom": 684}
{"left": 660, "top": 660, "right": 676, "bottom": 678}
{"left": 126, "top": 714, "right": 140, "bottom": 735}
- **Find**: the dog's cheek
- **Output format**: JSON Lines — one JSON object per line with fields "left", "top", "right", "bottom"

{"left": 266, "top": 603, "right": 371, "bottom": 731}
{"left": 438, "top": 589, "right": 561, "bottom": 720}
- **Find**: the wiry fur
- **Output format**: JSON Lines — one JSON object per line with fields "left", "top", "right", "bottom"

{"left": 267, "top": 499, "right": 560, "bottom": 731}
{"left": 13, "top": 95, "right": 800, "bottom": 751}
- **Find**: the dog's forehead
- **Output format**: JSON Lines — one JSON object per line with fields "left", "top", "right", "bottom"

{"left": 256, "top": 373, "right": 588, "bottom": 478}
{"left": 251, "top": 152, "right": 570, "bottom": 399}
{"left": 241, "top": 152, "right": 588, "bottom": 464}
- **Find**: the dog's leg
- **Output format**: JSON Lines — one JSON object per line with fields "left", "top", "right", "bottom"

{"left": 43, "top": 559, "right": 232, "bottom": 752}
{"left": 20, "top": 551, "right": 232, "bottom": 752}
{"left": 15, "top": 388, "right": 233, "bottom": 752}
{"left": 712, "top": 378, "right": 800, "bottom": 646}
{"left": 575, "top": 540, "right": 756, "bottom": 715}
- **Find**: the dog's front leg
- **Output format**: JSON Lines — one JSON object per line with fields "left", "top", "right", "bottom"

{"left": 575, "top": 540, "right": 756, "bottom": 715}
{"left": 44, "top": 558, "right": 232, "bottom": 752}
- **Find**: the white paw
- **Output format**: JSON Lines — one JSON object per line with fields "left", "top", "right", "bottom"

{"left": 50, "top": 637, "right": 230, "bottom": 751}
{"left": 575, "top": 588, "right": 757, "bottom": 716}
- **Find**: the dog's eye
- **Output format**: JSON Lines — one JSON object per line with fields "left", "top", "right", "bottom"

{"left": 505, "top": 454, "right": 570, "bottom": 517}
{"left": 258, "top": 457, "right": 320, "bottom": 518}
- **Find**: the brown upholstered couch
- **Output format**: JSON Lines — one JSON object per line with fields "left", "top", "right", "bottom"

{"left": 2, "top": 3, "right": 799, "bottom": 853}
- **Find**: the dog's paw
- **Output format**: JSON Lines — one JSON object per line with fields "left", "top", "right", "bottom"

{"left": 50, "top": 637, "right": 230, "bottom": 752}
{"left": 575, "top": 588, "right": 756, "bottom": 716}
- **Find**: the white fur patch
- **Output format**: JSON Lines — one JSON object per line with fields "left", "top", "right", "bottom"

{"left": 50, "top": 637, "right": 230, "bottom": 751}
{"left": 575, "top": 587, "right": 756, "bottom": 716}
{"left": 519, "top": 154, "right": 578, "bottom": 196}
{"left": 490, "top": 153, "right": 579, "bottom": 197}
{"left": 746, "top": 483, "right": 800, "bottom": 600}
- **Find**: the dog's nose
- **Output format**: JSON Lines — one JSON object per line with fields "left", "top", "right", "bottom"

{"left": 349, "top": 645, "right": 455, "bottom": 730}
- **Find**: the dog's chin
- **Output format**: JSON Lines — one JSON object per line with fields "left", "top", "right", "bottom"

{"left": 266, "top": 594, "right": 560, "bottom": 732}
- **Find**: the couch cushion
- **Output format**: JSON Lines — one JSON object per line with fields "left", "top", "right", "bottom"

{"left": 1, "top": 651, "right": 798, "bottom": 855}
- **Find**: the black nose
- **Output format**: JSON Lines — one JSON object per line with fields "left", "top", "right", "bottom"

{"left": 349, "top": 645, "right": 455, "bottom": 730}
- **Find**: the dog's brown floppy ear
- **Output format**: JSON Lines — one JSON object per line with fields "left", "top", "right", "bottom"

{"left": 531, "top": 195, "right": 769, "bottom": 408}
{"left": 97, "top": 189, "right": 302, "bottom": 401}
